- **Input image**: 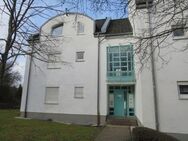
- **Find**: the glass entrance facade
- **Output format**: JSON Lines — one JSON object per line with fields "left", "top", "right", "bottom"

{"left": 108, "top": 85, "right": 135, "bottom": 117}
{"left": 107, "top": 45, "right": 135, "bottom": 82}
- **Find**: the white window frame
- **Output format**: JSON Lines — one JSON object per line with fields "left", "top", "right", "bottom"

{"left": 177, "top": 81, "right": 188, "bottom": 100}
{"left": 172, "top": 24, "right": 185, "bottom": 37}
{"left": 51, "top": 23, "right": 63, "bottom": 37}
{"left": 74, "top": 87, "right": 84, "bottom": 99}
{"left": 76, "top": 51, "right": 85, "bottom": 62}
{"left": 136, "top": 0, "right": 153, "bottom": 9}
{"left": 47, "top": 53, "right": 61, "bottom": 69}
{"left": 45, "top": 87, "right": 59, "bottom": 104}
{"left": 77, "top": 22, "right": 84, "bottom": 34}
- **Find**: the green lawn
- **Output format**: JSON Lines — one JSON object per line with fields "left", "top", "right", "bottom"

{"left": 0, "top": 110, "right": 102, "bottom": 141}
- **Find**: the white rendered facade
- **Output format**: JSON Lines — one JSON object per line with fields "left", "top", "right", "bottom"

{"left": 21, "top": 9, "right": 188, "bottom": 134}
{"left": 128, "top": 0, "right": 188, "bottom": 134}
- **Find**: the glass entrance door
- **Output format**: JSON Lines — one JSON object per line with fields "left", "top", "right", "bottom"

{"left": 108, "top": 85, "right": 135, "bottom": 117}
{"left": 114, "top": 89, "right": 125, "bottom": 117}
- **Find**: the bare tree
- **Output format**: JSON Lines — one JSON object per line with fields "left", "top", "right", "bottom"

{"left": 0, "top": 62, "right": 21, "bottom": 87}
{"left": 0, "top": 0, "right": 68, "bottom": 87}
{"left": 131, "top": 0, "right": 188, "bottom": 67}
{"left": 87, "top": 0, "right": 188, "bottom": 68}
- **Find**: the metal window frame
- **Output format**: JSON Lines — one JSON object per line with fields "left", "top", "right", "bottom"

{"left": 107, "top": 45, "right": 134, "bottom": 79}
{"left": 107, "top": 85, "right": 135, "bottom": 116}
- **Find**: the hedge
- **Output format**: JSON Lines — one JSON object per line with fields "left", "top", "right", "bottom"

{"left": 132, "top": 127, "right": 179, "bottom": 141}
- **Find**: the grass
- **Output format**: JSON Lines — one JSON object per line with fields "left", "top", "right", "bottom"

{"left": 0, "top": 110, "right": 102, "bottom": 141}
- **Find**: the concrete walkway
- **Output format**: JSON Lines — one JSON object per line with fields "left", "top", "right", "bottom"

{"left": 168, "top": 133, "right": 188, "bottom": 141}
{"left": 95, "top": 125, "right": 132, "bottom": 141}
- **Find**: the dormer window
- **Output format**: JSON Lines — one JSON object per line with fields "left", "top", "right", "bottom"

{"left": 77, "top": 22, "right": 84, "bottom": 34}
{"left": 136, "top": 0, "right": 153, "bottom": 9}
{"left": 51, "top": 24, "right": 63, "bottom": 37}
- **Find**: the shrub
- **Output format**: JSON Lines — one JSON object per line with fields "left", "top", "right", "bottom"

{"left": 0, "top": 85, "right": 22, "bottom": 109}
{"left": 132, "top": 127, "right": 179, "bottom": 141}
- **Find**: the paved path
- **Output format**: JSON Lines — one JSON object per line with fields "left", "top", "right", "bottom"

{"left": 168, "top": 133, "right": 188, "bottom": 141}
{"left": 95, "top": 125, "right": 132, "bottom": 141}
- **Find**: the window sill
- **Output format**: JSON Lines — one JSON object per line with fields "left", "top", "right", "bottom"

{"left": 179, "top": 95, "right": 188, "bottom": 100}
{"left": 173, "top": 36, "right": 188, "bottom": 40}
{"left": 50, "top": 35, "right": 64, "bottom": 38}
{"left": 76, "top": 60, "right": 85, "bottom": 62}
{"left": 74, "top": 97, "right": 84, "bottom": 99}
{"left": 77, "top": 33, "right": 85, "bottom": 36}
{"left": 47, "top": 67, "right": 61, "bottom": 69}
{"left": 45, "top": 102, "right": 59, "bottom": 105}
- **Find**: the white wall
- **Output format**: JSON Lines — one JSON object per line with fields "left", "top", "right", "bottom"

{"left": 129, "top": 1, "right": 188, "bottom": 133}
{"left": 21, "top": 13, "right": 99, "bottom": 116}
{"left": 134, "top": 65, "right": 143, "bottom": 125}
{"left": 155, "top": 38, "right": 188, "bottom": 134}
{"left": 129, "top": 10, "right": 157, "bottom": 129}
{"left": 21, "top": 10, "right": 188, "bottom": 134}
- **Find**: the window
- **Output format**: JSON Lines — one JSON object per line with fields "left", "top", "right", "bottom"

{"left": 47, "top": 53, "right": 61, "bottom": 69}
{"left": 76, "top": 51, "right": 84, "bottom": 62}
{"left": 45, "top": 87, "right": 59, "bottom": 104}
{"left": 136, "top": 0, "right": 153, "bottom": 9}
{"left": 173, "top": 0, "right": 177, "bottom": 5}
{"left": 77, "top": 22, "right": 84, "bottom": 34}
{"left": 172, "top": 24, "right": 185, "bottom": 37}
{"left": 107, "top": 45, "right": 134, "bottom": 78}
{"left": 51, "top": 24, "right": 63, "bottom": 37}
{"left": 177, "top": 82, "right": 188, "bottom": 99}
{"left": 74, "top": 87, "right": 84, "bottom": 98}
{"left": 179, "top": 85, "right": 188, "bottom": 94}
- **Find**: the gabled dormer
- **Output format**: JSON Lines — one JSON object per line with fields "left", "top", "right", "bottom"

{"left": 94, "top": 18, "right": 133, "bottom": 37}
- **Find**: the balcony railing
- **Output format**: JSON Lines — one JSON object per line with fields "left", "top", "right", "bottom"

{"left": 107, "top": 71, "right": 135, "bottom": 82}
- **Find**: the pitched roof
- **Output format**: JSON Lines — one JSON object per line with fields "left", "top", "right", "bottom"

{"left": 94, "top": 18, "right": 133, "bottom": 36}
{"left": 95, "top": 19, "right": 106, "bottom": 33}
{"left": 29, "top": 17, "right": 133, "bottom": 41}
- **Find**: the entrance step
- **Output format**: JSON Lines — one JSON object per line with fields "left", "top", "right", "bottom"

{"left": 107, "top": 117, "right": 138, "bottom": 126}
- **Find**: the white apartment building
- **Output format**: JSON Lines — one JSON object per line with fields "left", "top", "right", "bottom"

{"left": 21, "top": 0, "right": 188, "bottom": 135}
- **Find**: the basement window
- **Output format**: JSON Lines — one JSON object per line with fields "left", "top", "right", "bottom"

{"left": 177, "top": 82, "right": 188, "bottom": 99}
